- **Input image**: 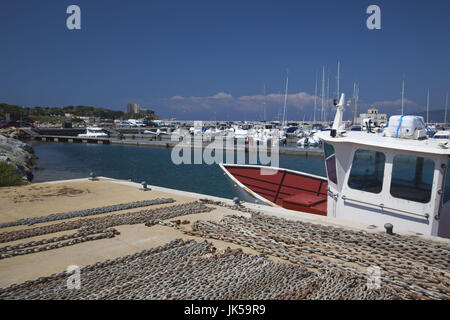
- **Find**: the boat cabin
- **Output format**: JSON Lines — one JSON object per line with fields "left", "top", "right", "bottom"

{"left": 318, "top": 116, "right": 450, "bottom": 238}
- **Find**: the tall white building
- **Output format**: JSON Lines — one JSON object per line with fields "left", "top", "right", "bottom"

{"left": 126, "top": 104, "right": 140, "bottom": 114}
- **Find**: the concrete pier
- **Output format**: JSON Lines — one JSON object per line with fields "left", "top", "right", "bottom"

{"left": 1, "top": 178, "right": 447, "bottom": 299}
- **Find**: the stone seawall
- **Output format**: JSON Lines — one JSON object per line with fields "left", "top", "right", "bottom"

{"left": 0, "top": 129, "right": 36, "bottom": 182}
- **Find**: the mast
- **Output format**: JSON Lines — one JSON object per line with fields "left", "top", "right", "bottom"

{"left": 401, "top": 75, "right": 405, "bottom": 116}
{"left": 336, "top": 60, "right": 340, "bottom": 99}
{"left": 427, "top": 89, "right": 430, "bottom": 125}
{"left": 352, "top": 82, "right": 356, "bottom": 124}
{"left": 355, "top": 83, "right": 359, "bottom": 124}
{"left": 352, "top": 82, "right": 360, "bottom": 125}
{"left": 321, "top": 66, "right": 325, "bottom": 122}
{"left": 282, "top": 70, "right": 289, "bottom": 127}
{"left": 263, "top": 82, "right": 267, "bottom": 122}
{"left": 326, "top": 73, "right": 330, "bottom": 123}
{"left": 313, "top": 71, "right": 318, "bottom": 123}
{"left": 445, "top": 92, "right": 448, "bottom": 129}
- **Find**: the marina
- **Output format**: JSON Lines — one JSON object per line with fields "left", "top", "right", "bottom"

{"left": 1, "top": 0, "right": 450, "bottom": 304}
{"left": 2, "top": 95, "right": 450, "bottom": 301}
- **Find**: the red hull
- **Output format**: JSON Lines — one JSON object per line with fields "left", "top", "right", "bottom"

{"left": 223, "top": 165, "right": 328, "bottom": 216}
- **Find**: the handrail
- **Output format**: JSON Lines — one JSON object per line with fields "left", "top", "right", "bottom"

{"left": 341, "top": 195, "right": 429, "bottom": 219}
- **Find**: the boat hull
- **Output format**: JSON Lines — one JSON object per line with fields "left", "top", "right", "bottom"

{"left": 220, "top": 164, "right": 328, "bottom": 216}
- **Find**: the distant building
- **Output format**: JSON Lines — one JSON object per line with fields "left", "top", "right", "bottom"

{"left": 126, "top": 104, "right": 140, "bottom": 114}
{"left": 356, "top": 107, "right": 387, "bottom": 126}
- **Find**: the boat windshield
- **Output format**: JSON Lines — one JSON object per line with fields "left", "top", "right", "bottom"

{"left": 348, "top": 149, "right": 385, "bottom": 194}
{"left": 390, "top": 155, "right": 434, "bottom": 203}
{"left": 324, "top": 143, "right": 337, "bottom": 185}
{"left": 444, "top": 158, "right": 450, "bottom": 204}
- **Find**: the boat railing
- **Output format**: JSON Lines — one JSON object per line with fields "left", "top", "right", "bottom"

{"left": 341, "top": 195, "right": 430, "bottom": 220}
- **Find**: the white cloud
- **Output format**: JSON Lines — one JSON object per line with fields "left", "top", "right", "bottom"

{"left": 148, "top": 91, "right": 422, "bottom": 120}
{"left": 209, "top": 92, "right": 233, "bottom": 99}
{"left": 170, "top": 96, "right": 185, "bottom": 100}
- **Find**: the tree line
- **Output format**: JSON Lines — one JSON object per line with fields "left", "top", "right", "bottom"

{"left": 0, "top": 103, "right": 159, "bottom": 122}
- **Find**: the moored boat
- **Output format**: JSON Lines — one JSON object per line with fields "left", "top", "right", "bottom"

{"left": 221, "top": 94, "right": 450, "bottom": 238}
{"left": 77, "top": 126, "right": 109, "bottom": 138}
{"left": 220, "top": 163, "right": 327, "bottom": 215}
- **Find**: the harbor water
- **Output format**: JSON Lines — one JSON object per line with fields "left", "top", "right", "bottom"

{"left": 30, "top": 141, "right": 326, "bottom": 199}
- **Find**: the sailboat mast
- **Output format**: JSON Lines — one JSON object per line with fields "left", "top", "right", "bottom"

{"left": 336, "top": 60, "right": 340, "bottom": 99}
{"left": 352, "top": 82, "right": 356, "bottom": 124}
{"left": 445, "top": 92, "right": 448, "bottom": 129}
{"left": 355, "top": 83, "right": 359, "bottom": 124}
{"left": 313, "top": 71, "right": 318, "bottom": 123}
{"left": 263, "top": 82, "right": 267, "bottom": 122}
{"left": 321, "top": 66, "right": 325, "bottom": 122}
{"left": 326, "top": 73, "right": 330, "bottom": 123}
{"left": 401, "top": 76, "right": 405, "bottom": 116}
{"left": 282, "top": 70, "right": 289, "bottom": 127}
{"left": 427, "top": 89, "right": 430, "bottom": 125}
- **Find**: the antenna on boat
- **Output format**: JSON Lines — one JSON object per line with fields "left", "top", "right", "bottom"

{"left": 331, "top": 93, "right": 346, "bottom": 136}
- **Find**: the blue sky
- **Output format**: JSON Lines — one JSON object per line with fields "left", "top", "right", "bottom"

{"left": 1, "top": 0, "right": 449, "bottom": 120}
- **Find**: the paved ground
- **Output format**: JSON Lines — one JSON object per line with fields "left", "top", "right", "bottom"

{"left": 0, "top": 178, "right": 282, "bottom": 288}
{"left": 0, "top": 178, "right": 448, "bottom": 300}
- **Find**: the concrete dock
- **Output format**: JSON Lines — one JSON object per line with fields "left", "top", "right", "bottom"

{"left": 0, "top": 178, "right": 448, "bottom": 299}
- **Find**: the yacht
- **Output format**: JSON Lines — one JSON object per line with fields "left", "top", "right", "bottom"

{"left": 220, "top": 94, "right": 450, "bottom": 239}
{"left": 434, "top": 130, "right": 450, "bottom": 140}
{"left": 144, "top": 128, "right": 169, "bottom": 136}
{"left": 77, "top": 126, "right": 109, "bottom": 138}
{"left": 297, "top": 133, "right": 321, "bottom": 147}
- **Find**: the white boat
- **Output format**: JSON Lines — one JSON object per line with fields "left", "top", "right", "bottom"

{"left": 143, "top": 129, "right": 169, "bottom": 136}
{"left": 77, "top": 126, "right": 109, "bottom": 138}
{"left": 203, "top": 127, "right": 224, "bottom": 137}
{"left": 297, "top": 132, "right": 321, "bottom": 147}
{"left": 228, "top": 126, "right": 249, "bottom": 141}
{"left": 221, "top": 94, "right": 450, "bottom": 239}
{"left": 248, "top": 127, "right": 286, "bottom": 146}
{"left": 189, "top": 127, "right": 203, "bottom": 136}
{"left": 434, "top": 130, "right": 450, "bottom": 140}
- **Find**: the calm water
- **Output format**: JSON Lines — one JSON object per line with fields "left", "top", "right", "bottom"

{"left": 30, "top": 142, "right": 326, "bottom": 199}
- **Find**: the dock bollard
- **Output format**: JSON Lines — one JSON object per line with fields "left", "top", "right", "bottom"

{"left": 140, "top": 181, "right": 150, "bottom": 191}
{"left": 89, "top": 172, "right": 98, "bottom": 181}
{"left": 384, "top": 223, "right": 394, "bottom": 235}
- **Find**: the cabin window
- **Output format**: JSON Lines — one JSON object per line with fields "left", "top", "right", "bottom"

{"left": 348, "top": 149, "right": 385, "bottom": 194}
{"left": 444, "top": 158, "right": 450, "bottom": 204}
{"left": 324, "top": 143, "right": 337, "bottom": 184}
{"left": 390, "top": 155, "right": 434, "bottom": 203}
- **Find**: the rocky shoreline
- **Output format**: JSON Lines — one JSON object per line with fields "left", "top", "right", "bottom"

{"left": 0, "top": 129, "right": 36, "bottom": 183}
